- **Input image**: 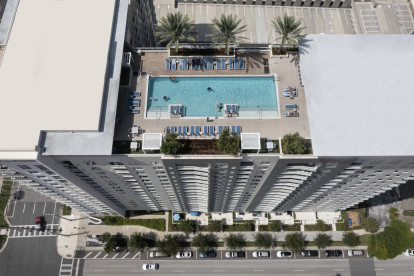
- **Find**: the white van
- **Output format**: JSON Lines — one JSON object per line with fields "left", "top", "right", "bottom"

{"left": 149, "top": 251, "right": 169, "bottom": 258}
{"left": 348, "top": 250, "right": 364, "bottom": 256}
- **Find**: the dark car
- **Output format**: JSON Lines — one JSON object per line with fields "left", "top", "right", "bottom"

{"left": 200, "top": 250, "right": 217, "bottom": 258}
{"left": 301, "top": 250, "right": 319, "bottom": 257}
{"left": 325, "top": 250, "right": 342, "bottom": 257}
{"left": 35, "top": 216, "right": 46, "bottom": 231}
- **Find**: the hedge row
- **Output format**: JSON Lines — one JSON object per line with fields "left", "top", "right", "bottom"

{"left": 102, "top": 216, "right": 165, "bottom": 231}
{"left": 0, "top": 181, "right": 12, "bottom": 227}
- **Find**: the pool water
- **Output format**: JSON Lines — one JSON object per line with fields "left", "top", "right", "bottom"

{"left": 147, "top": 76, "right": 278, "bottom": 118}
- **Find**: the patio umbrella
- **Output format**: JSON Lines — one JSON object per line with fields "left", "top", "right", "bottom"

{"left": 190, "top": 212, "right": 199, "bottom": 216}
{"left": 173, "top": 213, "right": 181, "bottom": 221}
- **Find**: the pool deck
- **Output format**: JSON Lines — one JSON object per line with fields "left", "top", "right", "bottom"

{"left": 114, "top": 51, "right": 310, "bottom": 143}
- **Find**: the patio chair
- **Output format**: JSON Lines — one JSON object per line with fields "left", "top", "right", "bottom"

{"left": 128, "top": 109, "right": 139, "bottom": 114}
{"left": 285, "top": 104, "right": 297, "bottom": 109}
{"left": 184, "top": 59, "right": 188, "bottom": 70}
{"left": 171, "top": 59, "right": 177, "bottom": 70}
{"left": 232, "top": 105, "right": 237, "bottom": 114}
{"left": 209, "top": 126, "right": 214, "bottom": 135}
{"left": 176, "top": 106, "right": 182, "bottom": 115}
{"left": 229, "top": 58, "right": 234, "bottom": 70}
{"left": 128, "top": 101, "right": 139, "bottom": 107}
{"left": 195, "top": 126, "right": 201, "bottom": 135}
{"left": 178, "top": 126, "right": 183, "bottom": 135}
{"left": 179, "top": 59, "right": 184, "bottom": 70}
{"left": 165, "top": 126, "right": 171, "bottom": 133}
{"left": 236, "top": 126, "right": 241, "bottom": 135}
{"left": 221, "top": 58, "right": 226, "bottom": 70}
{"left": 231, "top": 125, "right": 236, "bottom": 133}
{"left": 170, "top": 126, "right": 176, "bottom": 134}
{"left": 218, "top": 126, "right": 223, "bottom": 135}
{"left": 216, "top": 59, "right": 221, "bottom": 70}
{"left": 190, "top": 126, "right": 195, "bottom": 135}
{"left": 226, "top": 105, "right": 231, "bottom": 115}
{"left": 170, "top": 106, "right": 175, "bottom": 115}
{"left": 204, "top": 58, "right": 208, "bottom": 70}
{"left": 208, "top": 59, "right": 213, "bottom": 70}
{"left": 203, "top": 126, "right": 209, "bottom": 135}
{"left": 240, "top": 58, "right": 245, "bottom": 70}
{"left": 182, "top": 126, "right": 188, "bottom": 135}
{"left": 196, "top": 59, "right": 201, "bottom": 70}
{"left": 192, "top": 59, "right": 197, "bottom": 70}
{"left": 165, "top": 59, "right": 171, "bottom": 70}
{"left": 234, "top": 58, "right": 239, "bottom": 70}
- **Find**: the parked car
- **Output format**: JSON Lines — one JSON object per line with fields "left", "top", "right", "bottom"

{"left": 301, "top": 250, "right": 319, "bottom": 257}
{"left": 252, "top": 251, "right": 270, "bottom": 258}
{"left": 200, "top": 251, "right": 216, "bottom": 258}
{"left": 325, "top": 250, "right": 342, "bottom": 257}
{"left": 142, "top": 264, "right": 159, "bottom": 271}
{"left": 149, "top": 251, "right": 169, "bottom": 258}
{"left": 35, "top": 216, "right": 46, "bottom": 231}
{"left": 276, "top": 251, "right": 293, "bottom": 258}
{"left": 176, "top": 252, "right": 192, "bottom": 258}
{"left": 225, "top": 251, "right": 245, "bottom": 258}
{"left": 404, "top": 249, "right": 414, "bottom": 256}
{"left": 348, "top": 250, "right": 364, "bottom": 256}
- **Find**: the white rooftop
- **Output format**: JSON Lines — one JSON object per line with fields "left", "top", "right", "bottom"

{"left": 241, "top": 133, "right": 260, "bottom": 150}
{"left": 142, "top": 133, "right": 162, "bottom": 150}
{"left": 0, "top": 0, "right": 116, "bottom": 152}
{"left": 300, "top": 35, "right": 414, "bottom": 156}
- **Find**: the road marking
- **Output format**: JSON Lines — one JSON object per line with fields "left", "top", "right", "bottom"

{"left": 103, "top": 254, "right": 108, "bottom": 259}
{"left": 33, "top": 203, "right": 36, "bottom": 214}
{"left": 122, "top": 252, "right": 130, "bottom": 259}
{"left": 112, "top": 253, "right": 119, "bottom": 259}
{"left": 196, "top": 250, "right": 198, "bottom": 260}
{"left": 213, "top": 270, "right": 226, "bottom": 272}
{"left": 374, "top": 269, "right": 384, "bottom": 271}
{"left": 294, "top": 270, "right": 305, "bottom": 272}
{"left": 173, "top": 271, "right": 186, "bottom": 272}
{"left": 43, "top": 203, "right": 47, "bottom": 214}
{"left": 51, "top": 201, "right": 57, "bottom": 226}
{"left": 254, "top": 270, "right": 264, "bottom": 272}
{"left": 84, "top": 252, "right": 93, "bottom": 258}
{"left": 22, "top": 203, "right": 26, "bottom": 213}
{"left": 334, "top": 269, "right": 344, "bottom": 271}
{"left": 93, "top": 252, "right": 102, "bottom": 259}
{"left": 75, "top": 259, "right": 80, "bottom": 276}
{"left": 132, "top": 252, "right": 140, "bottom": 259}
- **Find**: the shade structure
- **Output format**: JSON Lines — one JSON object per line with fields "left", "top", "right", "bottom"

{"left": 173, "top": 213, "right": 181, "bottom": 221}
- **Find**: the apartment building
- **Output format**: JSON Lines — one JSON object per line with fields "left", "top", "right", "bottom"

{"left": 1, "top": 1, "right": 414, "bottom": 217}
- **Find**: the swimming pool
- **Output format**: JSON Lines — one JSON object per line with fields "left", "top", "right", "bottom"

{"left": 146, "top": 76, "right": 279, "bottom": 118}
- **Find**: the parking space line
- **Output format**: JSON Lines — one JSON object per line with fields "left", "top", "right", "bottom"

{"left": 84, "top": 252, "right": 93, "bottom": 258}
{"left": 51, "top": 201, "right": 57, "bottom": 226}
{"left": 113, "top": 253, "right": 119, "bottom": 259}
{"left": 195, "top": 250, "right": 198, "bottom": 260}
{"left": 93, "top": 252, "right": 102, "bottom": 259}
{"left": 132, "top": 252, "right": 140, "bottom": 259}
{"left": 103, "top": 254, "right": 108, "bottom": 259}
{"left": 43, "top": 203, "right": 47, "bottom": 214}
{"left": 122, "top": 252, "right": 130, "bottom": 259}
{"left": 22, "top": 203, "right": 26, "bottom": 213}
{"left": 75, "top": 259, "right": 80, "bottom": 276}
{"left": 33, "top": 203, "right": 36, "bottom": 214}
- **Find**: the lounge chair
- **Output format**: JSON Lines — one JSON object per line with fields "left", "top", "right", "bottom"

{"left": 285, "top": 104, "right": 297, "bottom": 109}
{"left": 170, "top": 126, "right": 176, "bottom": 134}
{"left": 170, "top": 106, "right": 175, "bottom": 114}
{"left": 196, "top": 59, "right": 201, "bottom": 70}
{"left": 165, "top": 126, "right": 170, "bottom": 133}
{"left": 216, "top": 59, "right": 221, "bottom": 70}
{"left": 203, "top": 126, "right": 209, "bottom": 135}
{"left": 179, "top": 59, "right": 184, "bottom": 70}
{"left": 240, "top": 58, "right": 245, "bottom": 70}
{"left": 218, "top": 126, "right": 223, "bottom": 135}
{"left": 209, "top": 126, "right": 214, "bottom": 135}
{"left": 204, "top": 58, "right": 208, "bottom": 70}
{"left": 128, "top": 101, "right": 139, "bottom": 107}
{"left": 166, "top": 59, "right": 171, "bottom": 70}
{"left": 226, "top": 105, "right": 231, "bottom": 115}
{"left": 192, "top": 59, "right": 196, "bottom": 70}
{"left": 190, "top": 126, "right": 195, "bottom": 135}
{"left": 176, "top": 106, "right": 181, "bottom": 115}
{"left": 178, "top": 126, "right": 183, "bottom": 135}
{"left": 234, "top": 58, "right": 239, "bottom": 70}
{"left": 236, "top": 126, "right": 241, "bottom": 135}
{"left": 195, "top": 126, "right": 200, "bottom": 135}
{"left": 229, "top": 58, "right": 234, "bottom": 70}
{"left": 221, "top": 58, "right": 226, "bottom": 70}
{"left": 171, "top": 59, "right": 177, "bottom": 70}
{"left": 208, "top": 59, "right": 213, "bottom": 70}
{"left": 231, "top": 126, "right": 236, "bottom": 133}
{"left": 184, "top": 59, "right": 188, "bottom": 70}
{"left": 129, "top": 91, "right": 140, "bottom": 97}
{"left": 232, "top": 105, "right": 237, "bottom": 114}
{"left": 182, "top": 126, "right": 187, "bottom": 135}
{"left": 128, "top": 109, "right": 139, "bottom": 114}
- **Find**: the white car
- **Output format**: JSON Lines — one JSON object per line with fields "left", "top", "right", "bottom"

{"left": 276, "top": 251, "right": 292, "bottom": 258}
{"left": 176, "top": 252, "right": 192, "bottom": 258}
{"left": 142, "top": 263, "right": 159, "bottom": 271}
{"left": 404, "top": 249, "right": 414, "bottom": 256}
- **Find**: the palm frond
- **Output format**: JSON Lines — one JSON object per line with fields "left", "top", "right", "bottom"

{"left": 271, "top": 13, "right": 306, "bottom": 50}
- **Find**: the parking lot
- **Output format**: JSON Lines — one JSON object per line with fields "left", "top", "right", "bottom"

{"left": 75, "top": 249, "right": 367, "bottom": 261}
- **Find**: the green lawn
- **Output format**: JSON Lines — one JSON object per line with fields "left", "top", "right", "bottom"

{"left": 102, "top": 216, "right": 165, "bottom": 231}
{"left": 0, "top": 181, "right": 12, "bottom": 227}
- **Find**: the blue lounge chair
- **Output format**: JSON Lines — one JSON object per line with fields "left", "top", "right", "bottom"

{"left": 195, "top": 126, "right": 200, "bottom": 135}
{"left": 184, "top": 59, "right": 188, "bottom": 70}
{"left": 229, "top": 58, "right": 234, "bottom": 70}
{"left": 178, "top": 126, "right": 182, "bottom": 135}
{"left": 170, "top": 106, "right": 175, "bottom": 114}
{"left": 204, "top": 126, "right": 208, "bottom": 135}
{"left": 182, "top": 126, "right": 187, "bottom": 135}
{"left": 129, "top": 91, "right": 140, "bottom": 97}
{"left": 128, "top": 109, "right": 139, "bottom": 114}
{"left": 190, "top": 126, "right": 195, "bottom": 135}
{"left": 179, "top": 59, "right": 184, "bottom": 70}
{"left": 176, "top": 106, "right": 181, "bottom": 115}
{"left": 171, "top": 59, "right": 177, "bottom": 70}
{"left": 232, "top": 105, "right": 237, "bottom": 114}
{"left": 231, "top": 126, "right": 236, "bottom": 133}
{"left": 236, "top": 126, "right": 241, "bottom": 135}
{"left": 234, "top": 58, "right": 239, "bottom": 70}
{"left": 166, "top": 59, "right": 171, "bottom": 70}
{"left": 216, "top": 59, "right": 221, "bottom": 70}
{"left": 208, "top": 59, "right": 213, "bottom": 70}
{"left": 221, "top": 58, "right": 226, "bottom": 70}
{"left": 285, "top": 104, "right": 297, "bottom": 109}
{"left": 128, "top": 101, "right": 139, "bottom": 107}
{"left": 204, "top": 58, "right": 208, "bottom": 70}
{"left": 196, "top": 60, "right": 201, "bottom": 70}
{"left": 192, "top": 59, "right": 196, "bottom": 70}
{"left": 240, "top": 58, "right": 245, "bottom": 70}
{"left": 226, "top": 105, "right": 231, "bottom": 114}
{"left": 170, "top": 126, "right": 175, "bottom": 134}
{"left": 209, "top": 126, "right": 214, "bottom": 135}
{"left": 218, "top": 126, "right": 223, "bottom": 135}
{"left": 166, "top": 126, "right": 170, "bottom": 133}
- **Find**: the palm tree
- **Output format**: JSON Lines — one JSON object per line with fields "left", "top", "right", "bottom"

{"left": 209, "top": 14, "right": 247, "bottom": 55}
{"left": 271, "top": 14, "right": 306, "bottom": 53}
{"left": 155, "top": 12, "right": 197, "bottom": 53}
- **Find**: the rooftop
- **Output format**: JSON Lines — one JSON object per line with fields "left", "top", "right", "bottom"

{"left": 300, "top": 34, "right": 414, "bottom": 157}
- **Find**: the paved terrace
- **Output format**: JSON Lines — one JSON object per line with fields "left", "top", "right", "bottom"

{"left": 113, "top": 50, "right": 311, "bottom": 143}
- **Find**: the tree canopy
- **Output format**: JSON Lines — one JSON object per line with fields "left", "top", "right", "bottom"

{"left": 218, "top": 129, "right": 240, "bottom": 155}
{"left": 271, "top": 13, "right": 305, "bottom": 52}
{"left": 129, "top": 232, "right": 154, "bottom": 252}
{"left": 178, "top": 219, "right": 196, "bottom": 235}
{"left": 314, "top": 233, "right": 332, "bottom": 249}
{"left": 254, "top": 233, "right": 273, "bottom": 249}
{"left": 209, "top": 14, "right": 247, "bottom": 55}
{"left": 342, "top": 232, "right": 360, "bottom": 247}
{"left": 284, "top": 232, "right": 305, "bottom": 253}
{"left": 156, "top": 234, "right": 184, "bottom": 256}
{"left": 282, "top": 132, "right": 310, "bottom": 154}
{"left": 364, "top": 218, "right": 380, "bottom": 233}
{"left": 161, "top": 134, "right": 182, "bottom": 155}
{"left": 224, "top": 233, "right": 245, "bottom": 250}
{"left": 192, "top": 233, "right": 217, "bottom": 254}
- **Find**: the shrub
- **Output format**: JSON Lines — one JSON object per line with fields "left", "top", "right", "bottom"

{"left": 284, "top": 232, "right": 305, "bottom": 253}
{"left": 268, "top": 221, "right": 282, "bottom": 232}
{"left": 224, "top": 222, "right": 254, "bottom": 232}
{"left": 192, "top": 233, "right": 217, "bottom": 253}
{"left": 161, "top": 134, "right": 182, "bottom": 155}
{"left": 389, "top": 208, "right": 399, "bottom": 220}
{"left": 304, "top": 220, "right": 332, "bottom": 231}
{"left": 156, "top": 234, "right": 183, "bottom": 256}
{"left": 98, "top": 232, "right": 111, "bottom": 243}
{"left": 218, "top": 129, "right": 240, "bottom": 155}
{"left": 129, "top": 232, "right": 155, "bottom": 252}
{"left": 342, "top": 232, "right": 360, "bottom": 247}
{"left": 314, "top": 233, "right": 332, "bottom": 249}
{"left": 61, "top": 204, "right": 72, "bottom": 216}
{"left": 224, "top": 233, "right": 245, "bottom": 250}
{"left": 254, "top": 233, "right": 273, "bottom": 249}
{"left": 207, "top": 220, "right": 222, "bottom": 232}
{"left": 364, "top": 218, "right": 379, "bottom": 233}
{"left": 102, "top": 216, "right": 165, "bottom": 231}
{"left": 178, "top": 220, "right": 196, "bottom": 235}
{"left": 282, "top": 132, "right": 311, "bottom": 154}
{"left": 0, "top": 181, "right": 12, "bottom": 227}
